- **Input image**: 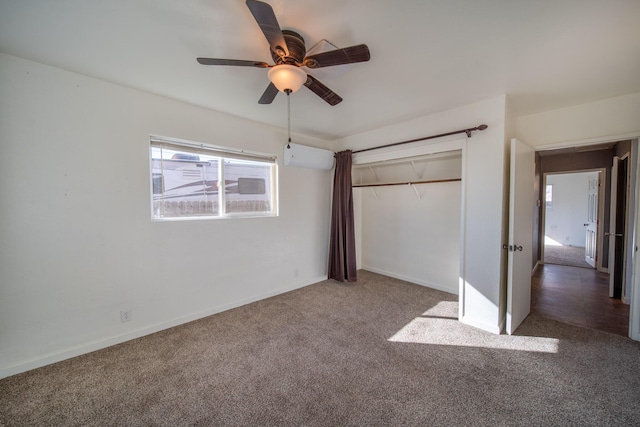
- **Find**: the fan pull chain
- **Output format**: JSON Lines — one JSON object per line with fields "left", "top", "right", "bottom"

{"left": 286, "top": 89, "right": 292, "bottom": 149}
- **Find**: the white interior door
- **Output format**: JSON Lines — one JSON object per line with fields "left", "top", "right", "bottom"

{"left": 585, "top": 173, "right": 598, "bottom": 267}
{"left": 506, "top": 138, "right": 535, "bottom": 335}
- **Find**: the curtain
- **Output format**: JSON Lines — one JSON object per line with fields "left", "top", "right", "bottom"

{"left": 328, "top": 150, "right": 357, "bottom": 282}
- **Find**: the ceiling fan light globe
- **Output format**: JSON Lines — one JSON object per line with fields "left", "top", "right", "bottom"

{"left": 268, "top": 64, "right": 307, "bottom": 93}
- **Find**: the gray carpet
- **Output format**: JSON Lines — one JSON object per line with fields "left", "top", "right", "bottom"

{"left": 544, "top": 244, "right": 593, "bottom": 269}
{"left": 2, "top": 270, "right": 640, "bottom": 426}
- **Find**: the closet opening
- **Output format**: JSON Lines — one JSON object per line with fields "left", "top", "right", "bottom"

{"left": 352, "top": 149, "right": 463, "bottom": 297}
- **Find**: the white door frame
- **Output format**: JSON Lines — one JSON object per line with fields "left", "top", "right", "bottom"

{"left": 541, "top": 168, "right": 607, "bottom": 272}
{"left": 627, "top": 141, "right": 639, "bottom": 339}
{"left": 622, "top": 148, "right": 636, "bottom": 305}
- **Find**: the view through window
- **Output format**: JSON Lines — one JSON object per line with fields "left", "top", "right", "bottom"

{"left": 150, "top": 137, "right": 277, "bottom": 220}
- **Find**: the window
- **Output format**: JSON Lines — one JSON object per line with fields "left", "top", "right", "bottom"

{"left": 150, "top": 137, "right": 277, "bottom": 220}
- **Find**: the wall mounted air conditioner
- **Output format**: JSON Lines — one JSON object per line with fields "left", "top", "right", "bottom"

{"left": 284, "top": 143, "right": 334, "bottom": 170}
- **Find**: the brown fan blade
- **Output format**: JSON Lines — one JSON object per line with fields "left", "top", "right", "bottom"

{"left": 304, "top": 75, "right": 342, "bottom": 106}
{"left": 245, "top": 0, "right": 289, "bottom": 58}
{"left": 303, "top": 44, "right": 370, "bottom": 69}
{"left": 197, "top": 58, "right": 270, "bottom": 68}
{"left": 258, "top": 82, "right": 279, "bottom": 104}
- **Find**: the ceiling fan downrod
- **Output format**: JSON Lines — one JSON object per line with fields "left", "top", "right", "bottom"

{"left": 286, "top": 88, "right": 292, "bottom": 148}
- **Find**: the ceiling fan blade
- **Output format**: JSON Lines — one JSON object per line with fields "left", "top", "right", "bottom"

{"left": 258, "top": 82, "right": 279, "bottom": 104}
{"left": 197, "top": 58, "right": 270, "bottom": 68}
{"left": 303, "top": 44, "right": 370, "bottom": 69}
{"left": 304, "top": 75, "right": 343, "bottom": 106}
{"left": 245, "top": 0, "right": 289, "bottom": 58}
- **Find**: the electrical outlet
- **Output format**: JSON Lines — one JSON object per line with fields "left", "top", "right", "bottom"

{"left": 294, "top": 268, "right": 299, "bottom": 278}
{"left": 120, "top": 310, "right": 132, "bottom": 322}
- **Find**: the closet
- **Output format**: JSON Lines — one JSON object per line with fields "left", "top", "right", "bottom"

{"left": 352, "top": 150, "right": 462, "bottom": 294}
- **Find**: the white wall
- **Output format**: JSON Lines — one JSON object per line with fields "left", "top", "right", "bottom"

{"left": 353, "top": 154, "right": 461, "bottom": 294}
{"left": 517, "top": 92, "right": 640, "bottom": 148}
{"left": 545, "top": 172, "right": 592, "bottom": 247}
{"left": 0, "top": 53, "right": 332, "bottom": 378}
{"left": 357, "top": 183, "right": 461, "bottom": 294}
{"left": 336, "top": 96, "right": 509, "bottom": 334}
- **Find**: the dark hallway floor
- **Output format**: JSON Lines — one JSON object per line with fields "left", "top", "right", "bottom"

{"left": 531, "top": 263, "right": 630, "bottom": 337}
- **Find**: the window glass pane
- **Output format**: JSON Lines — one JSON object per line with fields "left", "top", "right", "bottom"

{"left": 151, "top": 149, "right": 220, "bottom": 218}
{"left": 150, "top": 138, "right": 277, "bottom": 220}
{"left": 224, "top": 159, "right": 273, "bottom": 214}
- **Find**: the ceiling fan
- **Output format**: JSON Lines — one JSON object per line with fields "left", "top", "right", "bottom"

{"left": 197, "top": 0, "right": 370, "bottom": 106}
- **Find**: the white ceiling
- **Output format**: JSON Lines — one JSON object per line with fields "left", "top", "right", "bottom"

{"left": 1, "top": 0, "right": 639, "bottom": 141}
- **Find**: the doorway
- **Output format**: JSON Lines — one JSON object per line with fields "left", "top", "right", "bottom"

{"left": 542, "top": 170, "right": 605, "bottom": 270}
{"left": 535, "top": 141, "right": 635, "bottom": 337}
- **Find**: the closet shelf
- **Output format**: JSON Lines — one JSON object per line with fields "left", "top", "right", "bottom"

{"left": 352, "top": 178, "right": 461, "bottom": 188}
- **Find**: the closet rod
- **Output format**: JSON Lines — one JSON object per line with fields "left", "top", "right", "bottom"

{"left": 353, "top": 178, "right": 461, "bottom": 188}
{"left": 351, "top": 124, "right": 488, "bottom": 154}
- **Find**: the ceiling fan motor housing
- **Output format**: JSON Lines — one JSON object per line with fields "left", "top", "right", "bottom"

{"left": 272, "top": 30, "right": 307, "bottom": 65}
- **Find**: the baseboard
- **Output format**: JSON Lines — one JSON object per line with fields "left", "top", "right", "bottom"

{"left": 0, "top": 278, "right": 321, "bottom": 380}
{"left": 361, "top": 265, "right": 458, "bottom": 295}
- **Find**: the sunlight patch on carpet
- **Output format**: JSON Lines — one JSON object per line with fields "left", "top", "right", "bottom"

{"left": 388, "top": 317, "right": 559, "bottom": 353}
{"left": 544, "top": 235, "right": 562, "bottom": 246}
{"left": 422, "top": 301, "right": 458, "bottom": 318}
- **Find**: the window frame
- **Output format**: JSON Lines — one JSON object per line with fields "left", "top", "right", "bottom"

{"left": 149, "top": 135, "right": 278, "bottom": 221}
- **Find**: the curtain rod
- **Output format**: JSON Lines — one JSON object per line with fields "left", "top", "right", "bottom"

{"left": 351, "top": 124, "right": 488, "bottom": 154}
{"left": 353, "top": 178, "right": 461, "bottom": 188}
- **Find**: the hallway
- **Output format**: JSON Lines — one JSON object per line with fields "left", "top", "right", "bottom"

{"left": 531, "top": 263, "right": 630, "bottom": 337}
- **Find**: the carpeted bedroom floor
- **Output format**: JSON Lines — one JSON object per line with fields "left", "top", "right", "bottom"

{"left": 544, "top": 244, "right": 592, "bottom": 269}
{"left": 1, "top": 270, "right": 640, "bottom": 426}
